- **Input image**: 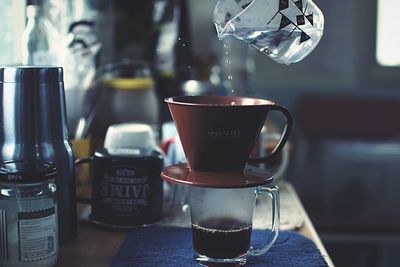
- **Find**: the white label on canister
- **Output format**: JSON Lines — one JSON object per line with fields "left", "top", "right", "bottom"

{"left": 18, "top": 208, "right": 57, "bottom": 262}
{"left": 101, "top": 166, "right": 150, "bottom": 214}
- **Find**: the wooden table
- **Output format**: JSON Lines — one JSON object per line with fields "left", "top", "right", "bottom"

{"left": 58, "top": 182, "right": 334, "bottom": 267}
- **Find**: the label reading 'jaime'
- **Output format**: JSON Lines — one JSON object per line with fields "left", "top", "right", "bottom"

{"left": 101, "top": 166, "right": 150, "bottom": 214}
{"left": 18, "top": 207, "right": 57, "bottom": 262}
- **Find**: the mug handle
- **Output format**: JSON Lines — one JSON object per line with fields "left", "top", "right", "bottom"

{"left": 248, "top": 186, "right": 280, "bottom": 256}
{"left": 75, "top": 157, "right": 94, "bottom": 204}
{"left": 248, "top": 104, "right": 293, "bottom": 164}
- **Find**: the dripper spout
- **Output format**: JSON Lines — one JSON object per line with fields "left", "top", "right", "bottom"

{"left": 216, "top": 22, "right": 236, "bottom": 40}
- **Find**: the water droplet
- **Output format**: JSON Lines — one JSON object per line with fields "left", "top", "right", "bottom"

{"left": 231, "top": 89, "right": 234, "bottom": 93}
{"left": 228, "top": 75, "right": 233, "bottom": 80}
{"left": 225, "top": 51, "right": 229, "bottom": 55}
{"left": 226, "top": 59, "right": 231, "bottom": 64}
{"left": 178, "top": 37, "right": 181, "bottom": 41}
{"left": 187, "top": 65, "right": 191, "bottom": 69}
{"left": 182, "top": 43, "right": 186, "bottom": 47}
{"left": 224, "top": 44, "right": 229, "bottom": 49}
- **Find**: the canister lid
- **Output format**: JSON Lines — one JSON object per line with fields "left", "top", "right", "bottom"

{"left": 0, "top": 160, "right": 57, "bottom": 183}
{"left": 0, "top": 66, "right": 63, "bottom": 84}
{"left": 104, "top": 123, "right": 159, "bottom": 155}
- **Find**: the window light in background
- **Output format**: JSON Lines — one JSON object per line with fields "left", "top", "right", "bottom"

{"left": 376, "top": 0, "right": 400, "bottom": 66}
{"left": 0, "top": 0, "right": 24, "bottom": 65}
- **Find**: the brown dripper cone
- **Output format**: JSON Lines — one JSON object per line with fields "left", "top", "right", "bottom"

{"left": 165, "top": 96, "right": 292, "bottom": 172}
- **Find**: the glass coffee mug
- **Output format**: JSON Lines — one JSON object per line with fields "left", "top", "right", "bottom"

{"left": 189, "top": 185, "right": 279, "bottom": 265}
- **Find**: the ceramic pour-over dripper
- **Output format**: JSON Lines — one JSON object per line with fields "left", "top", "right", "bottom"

{"left": 165, "top": 95, "right": 292, "bottom": 172}
{"left": 162, "top": 96, "right": 288, "bottom": 265}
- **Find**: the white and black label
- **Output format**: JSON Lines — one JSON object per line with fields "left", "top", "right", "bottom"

{"left": 0, "top": 209, "right": 7, "bottom": 261}
{"left": 101, "top": 166, "right": 150, "bottom": 214}
{"left": 18, "top": 207, "right": 57, "bottom": 262}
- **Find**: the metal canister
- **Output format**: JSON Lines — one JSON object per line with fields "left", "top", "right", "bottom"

{"left": 0, "top": 66, "right": 77, "bottom": 244}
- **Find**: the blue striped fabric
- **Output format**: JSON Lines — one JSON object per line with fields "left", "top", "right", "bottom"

{"left": 111, "top": 227, "right": 328, "bottom": 267}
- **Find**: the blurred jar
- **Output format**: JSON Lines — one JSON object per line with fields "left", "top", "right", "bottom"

{"left": 90, "top": 61, "right": 159, "bottom": 150}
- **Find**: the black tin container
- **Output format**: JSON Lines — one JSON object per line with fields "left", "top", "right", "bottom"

{"left": 77, "top": 148, "right": 163, "bottom": 229}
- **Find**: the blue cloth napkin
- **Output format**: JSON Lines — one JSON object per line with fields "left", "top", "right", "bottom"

{"left": 111, "top": 227, "right": 328, "bottom": 267}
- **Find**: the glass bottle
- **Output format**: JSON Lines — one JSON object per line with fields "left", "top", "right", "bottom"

{"left": 0, "top": 161, "right": 58, "bottom": 267}
{"left": 21, "top": 4, "right": 59, "bottom": 65}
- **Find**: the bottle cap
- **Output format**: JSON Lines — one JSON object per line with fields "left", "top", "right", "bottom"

{"left": 0, "top": 160, "right": 58, "bottom": 183}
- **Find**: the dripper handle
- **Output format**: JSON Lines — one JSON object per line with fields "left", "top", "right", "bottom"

{"left": 248, "top": 104, "right": 293, "bottom": 164}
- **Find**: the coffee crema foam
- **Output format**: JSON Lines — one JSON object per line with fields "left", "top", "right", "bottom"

{"left": 192, "top": 223, "right": 252, "bottom": 233}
